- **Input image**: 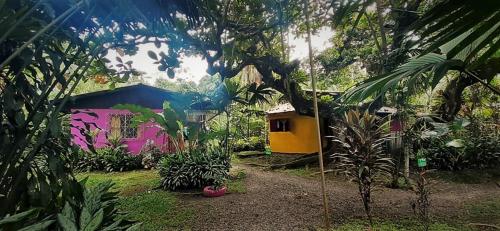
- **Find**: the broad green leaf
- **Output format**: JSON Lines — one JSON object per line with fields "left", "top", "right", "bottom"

{"left": 82, "top": 209, "right": 103, "bottom": 231}
{"left": 18, "top": 220, "right": 55, "bottom": 231}
{"left": 57, "top": 213, "right": 78, "bottom": 231}
{"left": 125, "top": 223, "right": 143, "bottom": 231}
{"left": 79, "top": 207, "right": 92, "bottom": 230}
{"left": 61, "top": 202, "right": 75, "bottom": 224}
{"left": 101, "top": 219, "right": 122, "bottom": 231}
{"left": 0, "top": 209, "right": 37, "bottom": 225}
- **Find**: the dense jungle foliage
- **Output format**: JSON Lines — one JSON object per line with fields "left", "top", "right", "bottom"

{"left": 0, "top": 0, "right": 498, "bottom": 230}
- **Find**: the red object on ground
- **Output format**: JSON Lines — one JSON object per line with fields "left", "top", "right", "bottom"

{"left": 203, "top": 186, "right": 227, "bottom": 197}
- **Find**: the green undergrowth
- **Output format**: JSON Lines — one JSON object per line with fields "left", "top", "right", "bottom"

{"left": 428, "top": 168, "right": 500, "bottom": 184}
{"left": 118, "top": 191, "right": 193, "bottom": 230}
{"left": 331, "top": 219, "right": 461, "bottom": 231}
{"left": 227, "top": 169, "right": 247, "bottom": 193}
{"left": 77, "top": 170, "right": 159, "bottom": 195}
{"left": 465, "top": 197, "right": 500, "bottom": 226}
{"left": 329, "top": 198, "right": 500, "bottom": 231}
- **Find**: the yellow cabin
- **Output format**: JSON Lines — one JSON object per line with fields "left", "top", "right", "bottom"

{"left": 266, "top": 103, "right": 326, "bottom": 154}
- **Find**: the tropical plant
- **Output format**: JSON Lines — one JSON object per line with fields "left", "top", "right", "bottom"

{"left": 74, "top": 150, "right": 105, "bottom": 172}
{"left": 233, "top": 136, "right": 265, "bottom": 152}
{"left": 140, "top": 143, "right": 165, "bottom": 169}
{"left": 74, "top": 136, "right": 143, "bottom": 172}
{"left": 330, "top": 110, "right": 394, "bottom": 225}
{"left": 411, "top": 170, "right": 431, "bottom": 231}
{"left": 343, "top": 0, "right": 500, "bottom": 121}
{"left": 209, "top": 173, "right": 226, "bottom": 191}
{"left": 100, "top": 148, "right": 143, "bottom": 173}
{"left": 419, "top": 131, "right": 500, "bottom": 171}
{"left": 0, "top": 0, "right": 201, "bottom": 218}
{"left": 210, "top": 79, "right": 248, "bottom": 155}
{"left": 408, "top": 116, "right": 500, "bottom": 171}
{"left": 246, "top": 83, "right": 274, "bottom": 105}
{"left": 114, "top": 102, "right": 189, "bottom": 152}
{"left": 0, "top": 209, "right": 55, "bottom": 231}
{"left": 56, "top": 180, "right": 141, "bottom": 231}
{"left": 158, "top": 146, "right": 230, "bottom": 191}
{"left": 99, "top": 136, "right": 143, "bottom": 172}
{"left": 0, "top": 181, "right": 141, "bottom": 231}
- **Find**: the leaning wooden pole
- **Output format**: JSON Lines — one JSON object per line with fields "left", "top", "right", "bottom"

{"left": 303, "top": 0, "right": 331, "bottom": 229}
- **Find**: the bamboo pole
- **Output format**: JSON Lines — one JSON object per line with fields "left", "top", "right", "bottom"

{"left": 303, "top": 0, "right": 331, "bottom": 229}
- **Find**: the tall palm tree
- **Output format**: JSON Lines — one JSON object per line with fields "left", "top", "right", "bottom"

{"left": 211, "top": 79, "right": 247, "bottom": 155}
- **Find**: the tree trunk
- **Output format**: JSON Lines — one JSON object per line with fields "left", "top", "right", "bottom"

{"left": 225, "top": 109, "right": 231, "bottom": 155}
{"left": 439, "top": 58, "right": 500, "bottom": 121}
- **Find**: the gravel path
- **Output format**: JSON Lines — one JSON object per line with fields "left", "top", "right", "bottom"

{"left": 180, "top": 164, "right": 499, "bottom": 231}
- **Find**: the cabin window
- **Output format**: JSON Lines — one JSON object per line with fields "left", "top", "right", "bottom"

{"left": 270, "top": 119, "right": 290, "bottom": 132}
{"left": 110, "top": 114, "right": 137, "bottom": 139}
{"left": 187, "top": 111, "right": 208, "bottom": 123}
{"left": 197, "top": 114, "right": 206, "bottom": 122}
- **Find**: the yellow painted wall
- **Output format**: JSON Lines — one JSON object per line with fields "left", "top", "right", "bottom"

{"left": 268, "top": 113, "right": 320, "bottom": 154}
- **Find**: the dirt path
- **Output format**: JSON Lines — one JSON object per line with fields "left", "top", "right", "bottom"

{"left": 180, "top": 164, "right": 499, "bottom": 231}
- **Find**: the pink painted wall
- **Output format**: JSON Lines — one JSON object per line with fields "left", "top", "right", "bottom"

{"left": 71, "top": 109, "right": 172, "bottom": 154}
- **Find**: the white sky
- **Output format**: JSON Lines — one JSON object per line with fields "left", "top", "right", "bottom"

{"left": 107, "top": 27, "right": 333, "bottom": 84}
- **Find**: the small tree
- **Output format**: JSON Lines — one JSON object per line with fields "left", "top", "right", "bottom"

{"left": 331, "top": 110, "right": 394, "bottom": 225}
{"left": 412, "top": 170, "right": 431, "bottom": 231}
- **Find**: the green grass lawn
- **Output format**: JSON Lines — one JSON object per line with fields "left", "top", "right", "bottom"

{"left": 76, "top": 169, "right": 248, "bottom": 230}
{"left": 465, "top": 197, "right": 500, "bottom": 227}
{"left": 428, "top": 168, "right": 500, "bottom": 184}
{"left": 331, "top": 219, "right": 460, "bottom": 231}
{"left": 227, "top": 169, "right": 247, "bottom": 193}
{"left": 76, "top": 170, "right": 194, "bottom": 231}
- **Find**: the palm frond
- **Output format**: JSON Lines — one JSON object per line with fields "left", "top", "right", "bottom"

{"left": 246, "top": 83, "right": 274, "bottom": 105}
{"left": 343, "top": 1, "right": 500, "bottom": 103}
{"left": 414, "top": 0, "right": 500, "bottom": 65}
{"left": 343, "top": 53, "right": 464, "bottom": 102}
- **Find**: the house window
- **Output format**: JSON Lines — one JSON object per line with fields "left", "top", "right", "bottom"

{"left": 197, "top": 114, "right": 206, "bottom": 122}
{"left": 110, "top": 114, "right": 137, "bottom": 139}
{"left": 270, "top": 119, "right": 290, "bottom": 132}
{"left": 186, "top": 111, "right": 208, "bottom": 123}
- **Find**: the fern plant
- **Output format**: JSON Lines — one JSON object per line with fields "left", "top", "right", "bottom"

{"left": 330, "top": 110, "right": 394, "bottom": 225}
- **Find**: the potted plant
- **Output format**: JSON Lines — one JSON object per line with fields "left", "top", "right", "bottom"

{"left": 203, "top": 175, "right": 227, "bottom": 197}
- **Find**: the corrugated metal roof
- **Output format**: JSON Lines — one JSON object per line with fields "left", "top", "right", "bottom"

{"left": 266, "top": 103, "right": 295, "bottom": 114}
{"left": 56, "top": 84, "right": 213, "bottom": 112}
{"left": 376, "top": 106, "right": 397, "bottom": 114}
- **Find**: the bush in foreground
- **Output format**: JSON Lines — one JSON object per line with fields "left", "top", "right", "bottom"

{"left": 0, "top": 181, "right": 140, "bottom": 230}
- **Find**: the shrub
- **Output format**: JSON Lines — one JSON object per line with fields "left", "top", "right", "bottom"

{"left": 74, "top": 138, "right": 143, "bottom": 172}
{"left": 232, "top": 136, "right": 265, "bottom": 152}
{"left": 421, "top": 130, "right": 499, "bottom": 171}
{"left": 140, "top": 144, "right": 165, "bottom": 169}
{"left": 159, "top": 148, "right": 230, "bottom": 191}
{"left": 331, "top": 110, "right": 394, "bottom": 226}
{"left": 0, "top": 181, "right": 141, "bottom": 230}
{"left": 73, "top": 150, "right": 105, "bottom": 172}
{"left": 100, "top": 148, "right": 143, "bottom": 172}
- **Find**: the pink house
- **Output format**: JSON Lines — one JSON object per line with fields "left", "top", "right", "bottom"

{"left": 63, "top": 84, "right": 204, "bottom": 154}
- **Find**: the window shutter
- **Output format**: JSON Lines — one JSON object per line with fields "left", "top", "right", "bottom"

{"left": 110, "top": 115, "right": 121, "bottom": 138}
